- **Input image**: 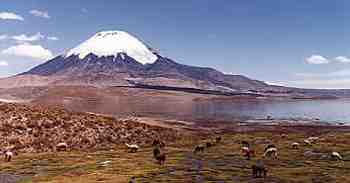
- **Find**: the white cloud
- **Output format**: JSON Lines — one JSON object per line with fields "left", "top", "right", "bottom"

{"left": 335, "top": 56, "right": 350, "bottom": 63}
{"left": 0, "top": 61, "right": 8, "bottom": 66}
{"left": 1, "top": 43, "right": 53, "bottom": 60}
{"left": 47, "top": 36, "right": 59, "bottom": 41}
{"left": 12, "top": 32, "right": 45, "bottom": 42}
{"left": 0, "top": 12, "right": 24, "bottom": 21}
{"left": 0, "top": 35, "right": 8, "bottom": 40}
{"left": 29, "top": 10, "right": 50, "bottom": 19}
{"left": 305, "top": 55, "right": 330, "bottom": 64}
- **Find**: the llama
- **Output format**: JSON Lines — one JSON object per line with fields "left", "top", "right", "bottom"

{"left": 56, "top": 142, "right": 68, "bottom": 151}
{"left": 330, "top": 152, "right": 342, "bottom": 161}
{"left": 4, "top": 151, "right": 14, "bottom": 162}
{"left": 307, "top": 137, "right": 319, "bottom": 142}
{"left": 125, "top": 143, "right": 139, "bottom": 153}
{"left": 152, "top": 146, "right": 166, "bottom": 165}
{"left": 292, "top": 142, "right": 300, "bottom": 149}
{"left": 241, "top": 146, "right": 255, "bottom": 160}
{"left": 264, "top": 147, "right": 278, "bottom": 159}
{"left": 281, "top": 133, "right": 288, "bottom": 139}
{"left": 252, "top": 160, "right": 267, "bottom": 178}
{"left": 304, "top": 139, "right": 312, "bottom": 146}
{"left": 194, "top": 145, "right": 205, "bottom": 154}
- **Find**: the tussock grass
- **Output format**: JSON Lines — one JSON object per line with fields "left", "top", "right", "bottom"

{"left": 0, "top": 132, "right": 349, "bottom": 182}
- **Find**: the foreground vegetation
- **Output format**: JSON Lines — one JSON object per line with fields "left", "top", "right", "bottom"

{"left": 0, "top": 131, "right": 349, "bottom": 183}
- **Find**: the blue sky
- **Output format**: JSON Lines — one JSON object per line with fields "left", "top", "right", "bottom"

{"left": 0, "top": 0, "right": 349, "bottom": 89}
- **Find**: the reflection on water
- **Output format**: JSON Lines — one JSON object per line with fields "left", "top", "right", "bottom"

{"left": 63, "top": 97, "right": 350, "bottom": 123}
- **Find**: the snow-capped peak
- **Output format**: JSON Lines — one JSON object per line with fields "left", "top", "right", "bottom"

{"left": 65, "top": 30, "right": 158, "bottom": 64}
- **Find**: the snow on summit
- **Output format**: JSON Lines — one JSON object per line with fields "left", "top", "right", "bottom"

{"left": 66, "top": 31, "right": 158, "bottom": 64}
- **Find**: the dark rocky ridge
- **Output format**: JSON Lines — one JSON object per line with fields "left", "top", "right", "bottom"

{"left": 21, "top": 53, "right": 270, "bottom": 93}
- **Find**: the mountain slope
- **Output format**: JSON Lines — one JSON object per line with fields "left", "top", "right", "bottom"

{"left": 1, "top": 30, "right": 277, "bottom": 93}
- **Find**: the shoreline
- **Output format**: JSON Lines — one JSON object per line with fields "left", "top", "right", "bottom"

{"left": 122, "top": 115, "right": 350, "bottom": 134}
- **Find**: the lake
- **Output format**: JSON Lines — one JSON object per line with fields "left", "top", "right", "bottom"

{"left": 63, "top": 94, "right": 350, "bottom": 124}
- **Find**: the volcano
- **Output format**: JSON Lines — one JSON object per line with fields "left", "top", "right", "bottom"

{"left": 0, "top": 30, "right": 273, "bottom": 93}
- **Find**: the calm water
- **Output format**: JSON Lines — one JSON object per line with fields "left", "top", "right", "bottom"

{"left": 64, "top": 97, "right": 350, "bottom": 124}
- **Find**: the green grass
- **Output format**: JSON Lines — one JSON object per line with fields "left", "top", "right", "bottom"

{"left": 1, "top": 132, "right": 349, "bottom": 182}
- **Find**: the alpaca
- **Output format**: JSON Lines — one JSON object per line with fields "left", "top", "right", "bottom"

{"left": 4, "top": 151, "right": 14, "bottom": 162}
{"left": 330, "top": 152, "right": 342, "bottom": 161}
{"left": 241, "top": 147, "right": 255, "bottom": 160}
{"left": 263, "top": 147, "right": 278, "bottom": 159}
{"left": 252, "top": 160, "right": 267, "bottom": 178}
{"left": 56, "top": 142, "right": 68, "bottom": 151}
{"left": 194, "top": 145, "right": 205, "bottom": 154}
{"left": 125, "top": 143, "right": 139, "bottom": 153}
{"left": 292, "top": 142, "right": 300, "bottom": 149}
{"left": 307, "top": 137, "right": 319, "bottom": 142}
{"left": 281, "top": 133, "right": 288, "bottom": 139}
{"left": 304, "top": 139, "right": 312, "bottom": 146}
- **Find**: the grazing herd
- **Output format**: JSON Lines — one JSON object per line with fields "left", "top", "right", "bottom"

{"left": 0, "top": 133, "right": 344, "bottom": 182}
{"left": 124, "top": 133, "right": 342, "bottom": 181}
{"left": 48, "top": 133, "right": 343, "bottom": 182}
